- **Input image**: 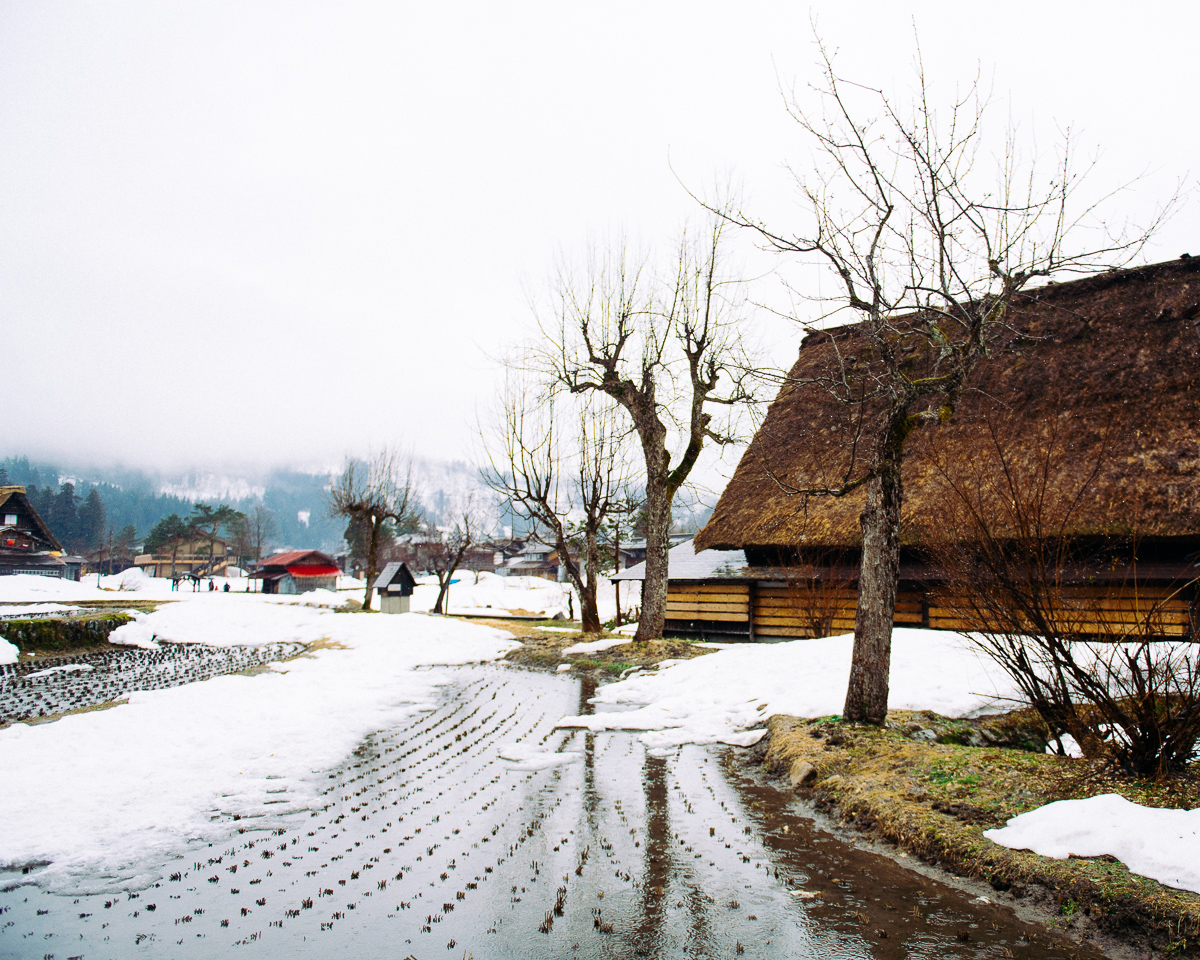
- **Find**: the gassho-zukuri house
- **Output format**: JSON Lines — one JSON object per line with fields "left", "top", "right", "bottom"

{"left": 252, "top": 550, "right": 340, "bottom": 594}
{"left": 0, "top": 485, "right": 82, "bottom": 580}
{"left": 620, "top": 257, "right": 1200, "bottom": 642}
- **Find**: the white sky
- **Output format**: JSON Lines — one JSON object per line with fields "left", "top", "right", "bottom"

{"left": 1, "top": 1, "right": 1194, "bottom": 475}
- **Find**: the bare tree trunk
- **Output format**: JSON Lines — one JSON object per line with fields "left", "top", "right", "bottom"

{"left": 580, "top": 529, "right": 601, "bottom": 633}
{"left": 364, "top": 517, "right": 381, "bottom": 612}
{"left": 636, "top": 461, "right": 673, "bottom": 642}
{"left": 843, "top": 429, "right": 904, "bottom": 724}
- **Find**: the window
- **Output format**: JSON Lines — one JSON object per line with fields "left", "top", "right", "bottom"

{"left": 3, "top": 514, "right": 16, "bottom": 525}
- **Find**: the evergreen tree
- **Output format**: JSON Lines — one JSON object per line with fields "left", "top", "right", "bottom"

{"left": 47, "top": 483, "right": 80, "bottom": 550}
{"left": 189, "top": 503, "right": 238, "bottom": 573}
{"left": 79, "top": 489, "right": 107, "bottom": 552}
{"left": 145, "top": 514, "right": 189, "bottom": 576}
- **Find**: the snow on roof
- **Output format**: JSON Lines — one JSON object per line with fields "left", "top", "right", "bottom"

{"left": 611, "top": 538, "right": 748, "bottom": 582}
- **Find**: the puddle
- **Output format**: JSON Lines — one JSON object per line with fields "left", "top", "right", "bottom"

{"left": 0, "top": 665, "right": 1102, "bottom": 958}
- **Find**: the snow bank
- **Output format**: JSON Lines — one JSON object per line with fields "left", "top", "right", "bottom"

{"left": 0, "top": 602, "right": 82, "bottom": 618}
{"left": 0, "top": 574, "right": 109, "bottom": 602}
{"left": 0, "top": 635, "right": 17, "bottom": 665}
{"left": 404, "top": 570, "right": 639, "bottom": 621}
{"left": 985, "top": 794, "right": 1200, "bottom": 894}
{"left": 557, "top": 628, "right": 1017, "bottom": 752}
{"left": 0, "top": 606, "right": 518, "bottom": 893}
{"left": 107, "top": 595, "right": 338, "bottom": 649}
{"left": 411, "top": 571, "right": 571, "bottom": 617}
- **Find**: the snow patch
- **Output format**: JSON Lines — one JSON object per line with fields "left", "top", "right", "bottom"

{"left": 498, "top": 743, "right": 583, "bottom": 770}
{"left": 0, "top": 604, "right": 518, "bottom": 893}
{"left": 985, "top": 794, "right": 1200, "bottom": 894}
{"left": 556, "top": 628, "right": 1017, "bottom": 752}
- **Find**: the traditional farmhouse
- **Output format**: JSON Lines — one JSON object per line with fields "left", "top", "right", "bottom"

{"left": 134, "top": 536, "right": 236, "bottom": 578}
{"left": 252, "top": 550, "right": 340, "bottom": 594}
{"left": 373, "top": 561, "right": 417, "bottom": 613}
{"left": 0, "top": 486, "right": 77, "bottom": 579}
{"left": 681, "top": 257, "right": 1200, "bottom": 641}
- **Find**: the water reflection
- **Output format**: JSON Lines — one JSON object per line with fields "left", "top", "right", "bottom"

{"left": 0, "top": 665, "right": 1103, "bottom": 960}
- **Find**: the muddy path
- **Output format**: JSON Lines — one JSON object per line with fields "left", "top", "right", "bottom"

{"left": 0, "top": 664, "right": 1102, "bottom": 959}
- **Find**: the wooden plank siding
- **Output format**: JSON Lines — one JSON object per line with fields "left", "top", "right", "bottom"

{"left": 664, "top": 581, "right": 1196, "bottom": 641}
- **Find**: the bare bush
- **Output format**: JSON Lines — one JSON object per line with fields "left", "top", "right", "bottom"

{"left": 925, "top": 407, "right": 1200, "bottom": 777}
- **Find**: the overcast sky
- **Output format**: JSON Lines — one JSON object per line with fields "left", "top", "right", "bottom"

{"left": 1, "top": 1, "right": 1194, "bottom": 476}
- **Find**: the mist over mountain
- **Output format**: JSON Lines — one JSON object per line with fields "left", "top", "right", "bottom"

{"left": 0, "top": 455, "right": 498, "bottom": 554}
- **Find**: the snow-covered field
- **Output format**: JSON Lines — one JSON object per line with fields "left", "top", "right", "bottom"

{"left": 0, "top": 597, "right": 518, "bottom": 893}
{"left": 5, "top": 572, "right": 1195, "bottom": 901}
{"left": 557, "top": 627, "right": 1019, "bottom": 752}
{"left": 406, "top": 570, "right": 638, "bottom": 621}
{"left": 0, "top": 569, "right": 639, "bottom": 623}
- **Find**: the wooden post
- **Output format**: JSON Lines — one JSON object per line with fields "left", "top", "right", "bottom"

{"left": 747, "top": 581, "right": 756, "bottom": 643}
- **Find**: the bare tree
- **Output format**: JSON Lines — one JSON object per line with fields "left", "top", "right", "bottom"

{"left": 327, "top": 450, "right": 419, "bottom": 611}
{"left": 249, "top": 502, "right": 277, "bottom": 563}
{"left": 482, "top": 371, "right": 636, "bottom": 632}
{"left": 426, "top": 498, "right": 480, "bottom": 615}
{"left": 720, "top": 39, "right": 1171, "bottom": 723}
{"left": 542, "top": 214, "right": 756, "bottom": 641}
{"left": 925, "top": 405, "right": 1200, "bottom": 776}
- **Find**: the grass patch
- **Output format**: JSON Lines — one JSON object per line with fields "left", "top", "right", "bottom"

{"left": 761, "top": 710, "right": 1200, "bottom": 954}
{"left": 502, "top": 633, "right": 715, "bottom": 676}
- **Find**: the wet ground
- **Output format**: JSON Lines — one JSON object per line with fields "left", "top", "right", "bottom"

{"left": 0, "top": 663, "right": 1102, "bottom": 959}
{"left": 0, "top": 642, "right": 308, "bottom": 724}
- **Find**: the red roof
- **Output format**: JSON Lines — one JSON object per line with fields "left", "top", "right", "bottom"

{"left": 258, "top": 550, "right": 338, "bottom": 568}
{"left": 258, "top": 552, "right": 338, "bottom": 573}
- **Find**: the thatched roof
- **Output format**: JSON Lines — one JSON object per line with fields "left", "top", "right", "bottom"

{"left": 0, "top": 485, "right": 63, "bottom": 551}
{"left": 697, "top": 256, "right": 1200, "bottom": 552}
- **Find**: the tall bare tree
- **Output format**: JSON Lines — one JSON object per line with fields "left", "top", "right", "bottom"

{"left": 327, "top": 450, "right": 419, "bottom": 611}
{"left": 482, "top": 371, "right": 635, "bottom": 632}
{"left": 721, "top": 39, "right": 1171, "bottom": 723}
{"left": 542, "top": 214, "right": 755, "bottom": 641}
{"left": 249, "top": 502, "right": 277, "bottom": 563}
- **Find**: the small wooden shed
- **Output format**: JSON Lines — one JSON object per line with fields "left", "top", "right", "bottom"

{"left": 253, "top": 550, "right": 341, "bottom": 594}
{"left": 373, "top": 561, "right": 417, "bottom": 613}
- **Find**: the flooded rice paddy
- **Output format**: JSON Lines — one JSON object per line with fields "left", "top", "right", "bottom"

{"left": 1, "top": 662, "right": 1101, "bottom": 959}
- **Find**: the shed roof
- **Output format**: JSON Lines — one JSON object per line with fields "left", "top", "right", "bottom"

{"left": 697, "top": 257, "right": 1200, "bottom": 552}
{"left": 372, "top": 561, "right": 417, "bottom": 593}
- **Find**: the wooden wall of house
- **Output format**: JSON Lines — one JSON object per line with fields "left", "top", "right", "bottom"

{"left": 664, "top": 580, "right": 1196, "bottom": 641}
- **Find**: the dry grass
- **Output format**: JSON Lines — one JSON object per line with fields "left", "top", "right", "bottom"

{"left": 498, "top": 629, "right": 714, "bottom": 677}
{"left": 763, "top": 711, "right": 1200, "bottom": 955}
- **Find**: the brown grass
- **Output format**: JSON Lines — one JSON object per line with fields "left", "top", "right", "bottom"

{"left": 762, "top": 711, "right": 1200, "bottom": 955}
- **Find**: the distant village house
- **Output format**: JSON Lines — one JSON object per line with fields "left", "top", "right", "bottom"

{"left": 252, "top": 550, "right": 340, "bottom": 594}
